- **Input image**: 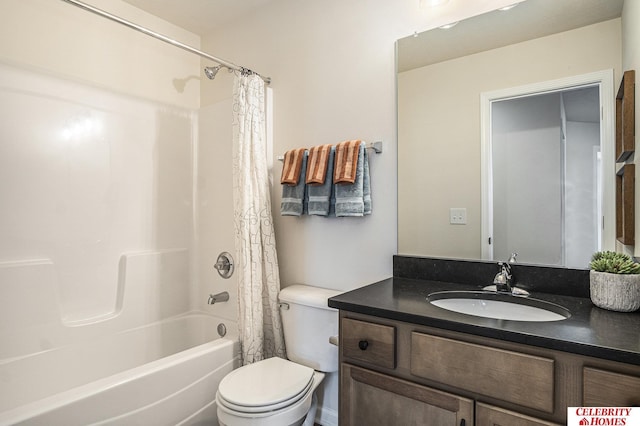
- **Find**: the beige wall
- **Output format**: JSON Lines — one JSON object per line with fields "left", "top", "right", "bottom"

{"left": 623, "top": 0, "right": 640, "bottom": 257}
{"left": 398, "top": 19, "right": 622, "bottom": 259}
{"left": 199, "top": 0, "right": 518, "bottom": 294}
{"left": 0, "top": 0, "right": 201, "bottom": 109}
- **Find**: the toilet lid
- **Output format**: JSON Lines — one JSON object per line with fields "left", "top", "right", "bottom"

{"left": 218, "top": 357, "right": 315, "bottom": 410}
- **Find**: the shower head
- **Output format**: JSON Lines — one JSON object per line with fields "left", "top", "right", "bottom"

{"left": 204, "top": 65, "right": 222, "bottom": 80}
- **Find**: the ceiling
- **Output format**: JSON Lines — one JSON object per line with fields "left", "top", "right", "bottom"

{"left": 121, "top": 0, "right": 625, "bottom": 62}
{"left": 121, "top": 0, "right": 278, "bottom": 35}
{"left": 397, "top": 0, "right": 624, "bottom": 72}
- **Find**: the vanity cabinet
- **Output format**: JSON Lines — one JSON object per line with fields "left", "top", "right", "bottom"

{"left": 338, "top": 311, "right": 640, "bottom": 425}
{"left": 341, "top": 363, "right": 473, "bottom": 426}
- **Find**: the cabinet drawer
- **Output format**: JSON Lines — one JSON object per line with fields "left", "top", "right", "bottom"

{"left": 342, "top": 318, "right": 396, "bottom": 369}
{"left": 476, "top": 402, "right": 562, "bottom": 426}
{"left": 411, "top": 332, "right": 555, "bottom": 413}
{"left": 583, "top": 367, "right": 640, "bottom": 406}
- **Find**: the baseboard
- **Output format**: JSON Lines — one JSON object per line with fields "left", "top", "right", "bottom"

{"left": 315, "top": 406, "right": 338, "bottom": 426}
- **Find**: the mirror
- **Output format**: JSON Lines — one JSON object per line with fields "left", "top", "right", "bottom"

{"left": 489, "top": 85, "right": 601, "bottom": 268}
{"left": 397, "top": 0, "right": 625, "bottom": 268}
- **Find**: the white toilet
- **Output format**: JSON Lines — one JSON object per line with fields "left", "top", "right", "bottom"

{"left": 216, "top": 284, "right": 341, "bottom": 426}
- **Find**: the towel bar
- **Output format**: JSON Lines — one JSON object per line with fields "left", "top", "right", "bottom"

{"left": 277, "top": 140, "right": 382, "bottom": 161}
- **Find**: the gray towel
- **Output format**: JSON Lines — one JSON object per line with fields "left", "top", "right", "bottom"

{"left": 335, "top": 143, "right": 371, "bottom": 217}
{"left": 363, "top": 151, "right": 371, "bottom": 215}
{"left": 307, "top": 146, "right": 335, "bottom": 216}
{"left": 281, "top": 150, "right": 308, "bottom": 216}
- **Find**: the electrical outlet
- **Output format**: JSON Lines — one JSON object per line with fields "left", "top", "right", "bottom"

{"left": 450, "top": 208, "right": 467, "bottom": 225}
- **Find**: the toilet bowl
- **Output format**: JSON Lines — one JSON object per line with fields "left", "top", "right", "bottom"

{"left": 216, "top": 285, "right": 340, "bottom": 426}
{"left": 216, "top": 357, "right": 325, "bottom": 426}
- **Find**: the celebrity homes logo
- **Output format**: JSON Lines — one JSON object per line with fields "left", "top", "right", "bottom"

{"left": 568, "top": 407, "right": 639, "bottom": 425}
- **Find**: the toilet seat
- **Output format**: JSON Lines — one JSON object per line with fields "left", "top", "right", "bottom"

{"left": 217, "top": 380, "right": 313, "bottom": 414}
{"left": 217, "top": 357, "right": 315, "bottom": 413}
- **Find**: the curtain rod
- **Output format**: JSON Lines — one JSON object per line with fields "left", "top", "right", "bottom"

{"left": 59, "top": 0, "right": 271, "bottom": 84}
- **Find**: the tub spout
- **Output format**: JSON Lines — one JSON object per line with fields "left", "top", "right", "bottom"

{"left": 208, "top": 291, "right": 229, "bottom": 305}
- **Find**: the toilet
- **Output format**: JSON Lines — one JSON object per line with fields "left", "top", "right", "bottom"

{"left": 216, "top": 284, "right": 341, "bottom": 426}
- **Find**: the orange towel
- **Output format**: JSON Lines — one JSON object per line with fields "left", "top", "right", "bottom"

{"left": 333, "top": 140, "right": 362, "bottom": 184}
{"left": 306, "top": 144, "right": 333, "bottom": 185}
{"left": 280, "top": 148, "right": 306, "bottom": 185}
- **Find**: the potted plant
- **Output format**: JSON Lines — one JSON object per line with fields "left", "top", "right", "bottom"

{"left": 589, "top": 251, "right": 640, "bottom": 312}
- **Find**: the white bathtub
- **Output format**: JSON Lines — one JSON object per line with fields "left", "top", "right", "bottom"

{"left": 0, "top": 313, "right": 240, "bottom": 426}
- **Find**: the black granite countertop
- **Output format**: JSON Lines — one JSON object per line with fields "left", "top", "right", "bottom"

{"left": 328, "top": 277, "right": 640, "bottom": 366}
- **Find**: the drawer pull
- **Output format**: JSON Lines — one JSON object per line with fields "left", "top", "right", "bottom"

{"left": 358, "top": 340, "right": 369, "bottom": 350}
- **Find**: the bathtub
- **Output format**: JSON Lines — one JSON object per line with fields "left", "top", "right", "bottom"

{"left": 0, "top": 313, "right": 240, "bottom": 426}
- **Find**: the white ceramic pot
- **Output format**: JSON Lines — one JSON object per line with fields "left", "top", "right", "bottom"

{"left": 589, "top": 270, "right": 640, "bottom": 312}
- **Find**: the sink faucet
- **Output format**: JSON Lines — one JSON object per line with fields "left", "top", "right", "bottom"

{"left": 485, "top": 253, "right": 529, "bottom": 295}
{"left": 493, "top": 262, "right": 513, "bottom": 292}
{"left": 493, "top": 253, "right": 518, "bottom": 293}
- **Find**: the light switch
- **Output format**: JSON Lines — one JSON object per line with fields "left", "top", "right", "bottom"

{"left": 450, "top": 208, "right": 467, "bottom": 225}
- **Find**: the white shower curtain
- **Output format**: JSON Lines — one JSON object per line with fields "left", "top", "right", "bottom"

{"left": 232, "top": 72, "right": 286, "bottom": 365}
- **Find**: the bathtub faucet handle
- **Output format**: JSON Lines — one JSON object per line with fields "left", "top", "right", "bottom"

{"left": 208, "top": 291, "right": 230, "bottom": 305}
{"left": 214, "top": 252, "right": 234, "bottom": 279}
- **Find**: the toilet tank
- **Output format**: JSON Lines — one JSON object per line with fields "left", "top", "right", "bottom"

{"left": 279, "top": 284, "right": 341, "bottom": 373}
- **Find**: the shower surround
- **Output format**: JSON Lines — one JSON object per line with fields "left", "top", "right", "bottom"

{"left": 0, "top": 43, "right": 236, "bottom": 423}
{"left": 0, "top": 61, "right": 195, "bottom": 323}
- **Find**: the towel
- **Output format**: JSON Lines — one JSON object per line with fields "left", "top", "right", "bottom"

{"left": 335, "top": 142, "right": 372, "bottom": 217}
{"left": 281, "top": 150, "right": 308, "bottom": 216}
{"left": 363, "top": 150, "right": 372, "bottom": 215}
{"left": 333, "top": 140, "right": 362, "bottom": 184}
{"left": 280, "top": 148, "right": 306, "bottom": 185}
{"left": 306, "top": 144, "right": 333, "bottom": 185}
{"left": 307, "top": 146, "right": 335, "bottom": 216}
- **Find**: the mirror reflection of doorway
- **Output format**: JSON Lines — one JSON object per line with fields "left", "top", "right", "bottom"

{"left": 487, "top": 85, "right": 601, "bottom": 268}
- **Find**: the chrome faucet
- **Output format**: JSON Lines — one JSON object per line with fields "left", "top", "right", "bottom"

{"left": 484, "top": 253, "right": 529, "bottom": 295}
{"left": 208, "top": 291, "right": 230, "bottom": 305}
{"left": 493, "top": 262, "right": 513, "bottom": 293}
{"left": 491, "top": 252, "right": 526, "bottom": 295}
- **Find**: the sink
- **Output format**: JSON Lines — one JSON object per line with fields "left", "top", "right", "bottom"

{"left": 427, "top": 291, "right": 571, "bottom": 322}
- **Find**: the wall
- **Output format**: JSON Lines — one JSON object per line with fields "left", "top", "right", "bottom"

{"left": 199, "top": 0, "right": 518, "bottom": 291}
{"left": 565, "top": 121, "right": 600, "bottom": 267}
{"left": 489, "top": 93, "right": 600, "bottom": 268}
{"left": 623, "top": 0, "right": 640, "bottom": 257}
{"left": 398, "top": 19, "right": 622, "bottom": 259}
{"left": 492, "top": 93, "right": 563, "bottom": 266}
{"left": 0, "top": 0, "right": 201, "bottom": 109}
{"left": 196, "top": 99, "right": 239, "bottom": 320}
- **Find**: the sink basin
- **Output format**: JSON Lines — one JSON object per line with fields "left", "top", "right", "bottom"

{"left": 427, "top": 291, "right": 571, "bottom": 322}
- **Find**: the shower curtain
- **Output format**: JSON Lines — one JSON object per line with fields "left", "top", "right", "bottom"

{"left": 232, "top": 72, "right": 286, "bottom": 365}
